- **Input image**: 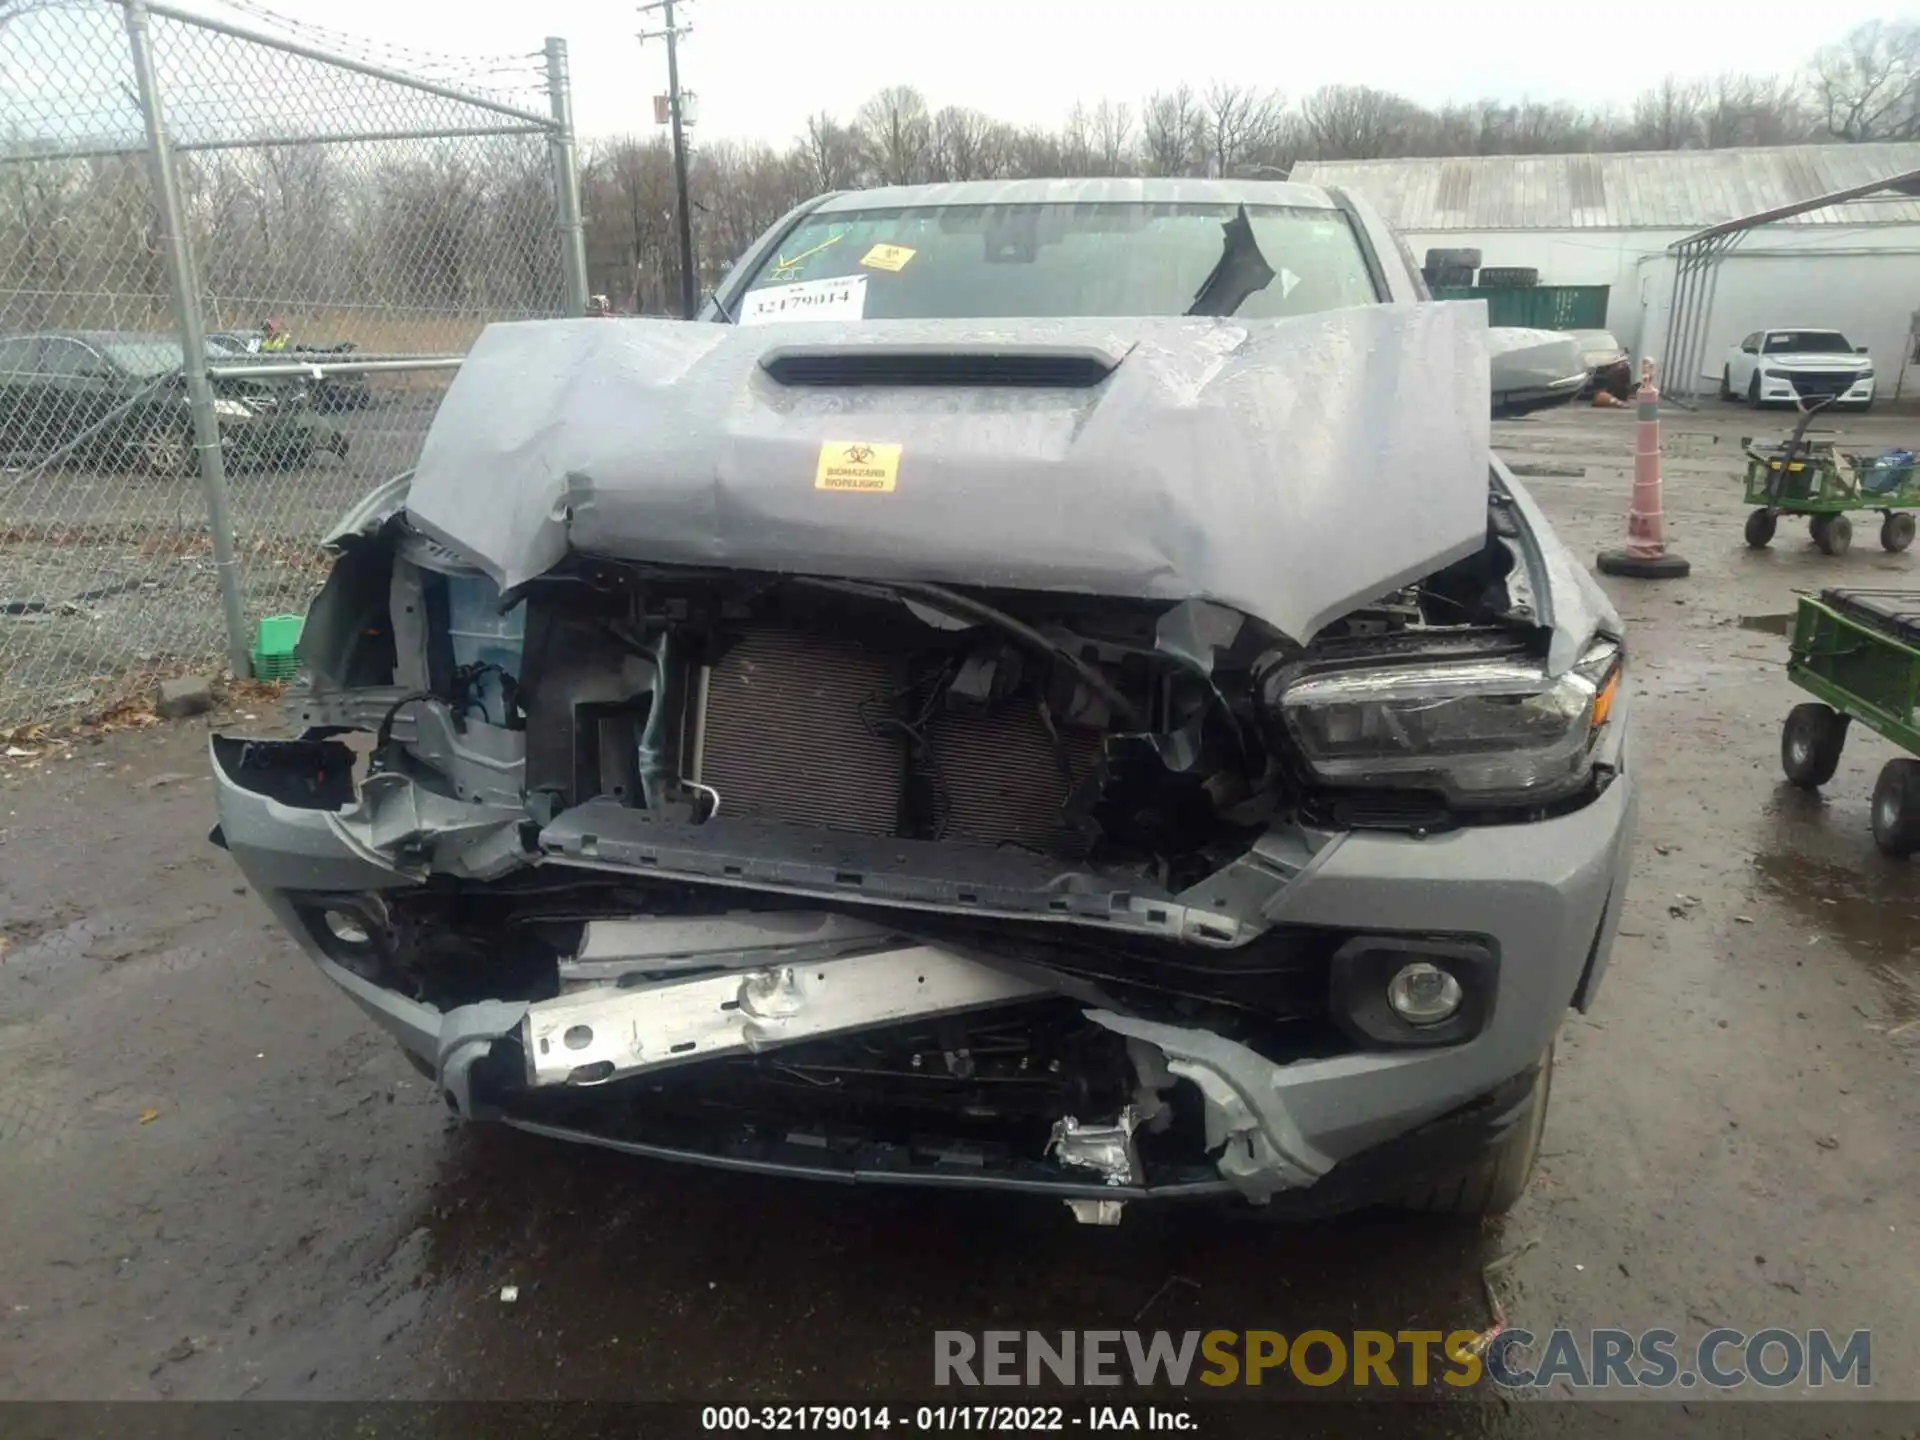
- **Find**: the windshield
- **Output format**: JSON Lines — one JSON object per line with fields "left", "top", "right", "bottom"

{"left": 1764, "top": 330, "right": 1852, "bottom": 354}
{"left": 732, "top": 202, "right": 1380, "bottom": 323}
{"left": 101, "top": 340, "right": 185, "bottom": 377}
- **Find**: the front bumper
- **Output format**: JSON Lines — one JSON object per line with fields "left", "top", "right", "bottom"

{"left": 1758, "top": 374, "right": 1875, "bottom": 406}
{"left": 1493, "top": 370, "right": 1588, "bottom": 416}
{"left": 210, "top": 722, "right": 1635, "bottom": 1208}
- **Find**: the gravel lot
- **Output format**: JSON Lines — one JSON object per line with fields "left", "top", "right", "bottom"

{"left": 0, "top": 399, "right": 1916, "bottom": 1418}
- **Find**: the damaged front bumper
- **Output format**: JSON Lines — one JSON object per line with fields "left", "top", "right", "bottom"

{"left": 211, "top": 710, "right": 1634, "bottom": 1214}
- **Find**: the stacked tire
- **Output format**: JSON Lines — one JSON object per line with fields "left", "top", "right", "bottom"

{"left": 1422, "top": 248, "right": 1480, "bottom": 290}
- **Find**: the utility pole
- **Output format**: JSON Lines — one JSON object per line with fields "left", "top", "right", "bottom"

{"left": 639, "top": 0, "right": 697, "bottom": 319}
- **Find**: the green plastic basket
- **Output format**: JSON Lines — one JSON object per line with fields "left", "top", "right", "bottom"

{"left": 251, "top": 613, "right": 304, "bottom": 681}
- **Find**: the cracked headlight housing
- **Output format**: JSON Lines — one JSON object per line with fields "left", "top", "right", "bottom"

{"left": 1269, "top": 640, "right": 1621, "bottom": 807}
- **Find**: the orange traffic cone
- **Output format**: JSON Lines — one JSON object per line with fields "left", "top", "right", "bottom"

{"left": 1597, "top": 360, "right": 1691, "bottom": 579}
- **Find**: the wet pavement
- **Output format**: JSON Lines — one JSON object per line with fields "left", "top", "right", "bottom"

{"left": 0, "top": 399, "right": 1916, "bottom": 1412}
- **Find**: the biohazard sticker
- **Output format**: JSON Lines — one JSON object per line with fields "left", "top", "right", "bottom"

{"left": 739, "top": 273, "right": 868, "bottom": 325}
{"left": 860, "top": 243, "right": 917, "bottom": 272}
{"left": 816, "top": 441, "right": 901, "bottom": 492}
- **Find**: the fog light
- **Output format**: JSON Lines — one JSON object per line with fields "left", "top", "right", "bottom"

{"left": 1386, "top": 962, "right": 1462, "bottom": 1026}
{"left": 322, "top": 910, "right": 370, "bottom": 946}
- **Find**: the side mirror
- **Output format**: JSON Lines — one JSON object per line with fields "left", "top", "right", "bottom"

{"left": 1856, "top": 345, "right": 1870, "bottom": 355}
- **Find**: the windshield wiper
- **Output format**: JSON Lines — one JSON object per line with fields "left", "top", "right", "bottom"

{"left": 1184, "top": 204, "right": 1276, "bottom": 319}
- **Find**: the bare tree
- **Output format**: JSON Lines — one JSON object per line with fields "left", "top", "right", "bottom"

{"left": 1201, "top": 82, "right": 1284, "bottom": 176}
{"left": 1811, "top": 20, "right": 1920, "bottom": 141}
{"left": 1092, "top": 99, "right": 1133, "bottom": 175}
{"left": 1704, "top": 72, "right": 1811, "bottom": 147}
{"left": 1298, "top": 84, "right": 1419, "bottom": 159}
{"left": 795, "top": 111, "right": 863, "bottom": 191}
{"left": 930, "top": 105, "right": 995, "bottom": 181}
{"left": 1006, "top": 125, "right": 1065, "bottom": 179}
{"left": 975, "top": 120, "right": 1022, "bottom": 180}
{"left": 856, "top": 85, "right": 933, "bottom": 185}
{"left": 1058, "top": 102, "right": 1095, "bottom": 176}
{"left": 1627, "top": 76, "right": 1707, "bottom": 149}
{"left": 1140, "top": 85, "right": 1204, "bottom": 175}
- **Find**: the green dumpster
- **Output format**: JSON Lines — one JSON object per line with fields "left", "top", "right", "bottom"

{"left": 1432, "top": 284, "right": 1610, "bottom": 331}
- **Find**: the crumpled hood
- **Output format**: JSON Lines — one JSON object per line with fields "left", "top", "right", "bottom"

{"left": 405, "top": 305, "right": 1492, "bottom": 644}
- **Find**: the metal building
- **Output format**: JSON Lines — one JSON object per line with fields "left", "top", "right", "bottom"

{"left": 1295, "top": 144, "right": 1920, "bottom": 399}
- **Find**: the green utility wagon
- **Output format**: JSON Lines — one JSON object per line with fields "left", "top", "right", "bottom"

{"left": 1741, "top": 429, "right": 1920, "bottom": 557}
{"left": 1779, "top": 588, "right": 1920, "bottom": 856}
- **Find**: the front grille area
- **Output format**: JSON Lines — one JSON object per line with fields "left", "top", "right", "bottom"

{"left": 694, "top": 625, "right": 1095, "bottom": 853}
{"left": 1780, "top": 369, "right": 1856, "bottom": 399}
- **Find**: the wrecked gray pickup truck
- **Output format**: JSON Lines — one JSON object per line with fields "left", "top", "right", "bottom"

{"left": 211, "top": 179, "right": 1635, "bottom": 1224}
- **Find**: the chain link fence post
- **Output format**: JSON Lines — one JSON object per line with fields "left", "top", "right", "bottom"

{"left": 122, "top": 0, "right": 252, "bottom": 677}
{"left": 545, "top": 37, "right": 589, "bottom": 317}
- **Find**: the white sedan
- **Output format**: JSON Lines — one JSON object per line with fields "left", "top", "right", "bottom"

{"left": 1722, "top": 328, "right": 1875, "bottom": 411}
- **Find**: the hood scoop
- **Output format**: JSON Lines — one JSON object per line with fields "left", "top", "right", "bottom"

{"left": 758, "top": 341, "right": 1123, "bottom": 389}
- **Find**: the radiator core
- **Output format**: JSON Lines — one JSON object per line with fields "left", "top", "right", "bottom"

{"left": 695, "top": 628, "right": 908, "bottom": 835}
{"left": 693, "top": 626, "right": 1096, "bottom": 853}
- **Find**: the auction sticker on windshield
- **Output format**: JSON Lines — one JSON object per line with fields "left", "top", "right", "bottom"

{"left": 861, "top": 243, "right": 916, "bottom": 272}
{"left": 816, "top": 441, "right": 901, "bottom": 492}
{"left": 739, "top": 273, "right": 868, "bottom": 325}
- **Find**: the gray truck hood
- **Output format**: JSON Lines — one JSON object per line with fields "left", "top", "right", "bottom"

{"left": 405, "top": 305, "right": 1492, "bottom": 644}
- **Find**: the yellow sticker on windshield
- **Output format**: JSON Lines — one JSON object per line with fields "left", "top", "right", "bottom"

{"left": 861, "top": 243, "right": 916, "bottom": 272}
{"left": 816, "top": 441, "right": 901, "bottom": 493}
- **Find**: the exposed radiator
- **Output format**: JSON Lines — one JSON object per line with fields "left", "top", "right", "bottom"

{"left": 696, "top": 628, "right": 907, "bottom": 835}
{"left": 694, "top": 626, "right": 1096, "bottom": 853}
{"left": 928, "top": 704, "right": 1098, "bottom": 855}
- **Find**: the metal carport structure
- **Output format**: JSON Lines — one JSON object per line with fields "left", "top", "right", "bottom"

{"left": 1660, "top": 165, "right": 1920, "bottom": 402}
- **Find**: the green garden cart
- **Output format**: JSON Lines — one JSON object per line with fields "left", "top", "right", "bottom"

{"left": 1741, "top": 399, "right": 1920, "bottom": 557}
{"left": 1779, "top": 587, "right": 1920, "bottom": 856}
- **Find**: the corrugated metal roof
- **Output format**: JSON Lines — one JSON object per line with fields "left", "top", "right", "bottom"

{"left": 1292, "top": 143, "right": 1920, "bottom": 231}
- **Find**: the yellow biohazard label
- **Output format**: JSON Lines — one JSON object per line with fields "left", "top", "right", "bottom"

{"left": 860, "top": 243, "right": 916, "bottom": 272}
{"left": 816, "top": 441, "right": 901, "bottom": 492}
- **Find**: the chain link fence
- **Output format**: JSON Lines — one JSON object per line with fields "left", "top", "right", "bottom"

{"left": 0, "top": 0, "right": 587, "bottom": 732}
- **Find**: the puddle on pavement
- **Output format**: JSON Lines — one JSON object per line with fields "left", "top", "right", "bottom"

{"left": 1751, "top": 848, "right": 1920, "bottom": 1023}
{"left": 1739, "top": 613, "right": 1795, "bottom": 636}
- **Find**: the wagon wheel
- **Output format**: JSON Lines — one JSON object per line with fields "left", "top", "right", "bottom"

{"left": 1871, "top": 759, "right": 1920, "bottom": 858}
{"left": 1781, "top": 703, "right": 1849, "bottom": 788}
{"left": 1881, "top": 512, "right": 1916, "bottom": 553}
{"left": 1813, "top": 513, "right": 1853, "bottom": 557}
{"left": 1744, "top": 508, "right": 1777, "bottom": 548}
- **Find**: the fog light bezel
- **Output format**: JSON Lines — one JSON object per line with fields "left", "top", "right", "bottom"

{"left": 292, "top": 895, "right": 389, "bottom": 981}
{"left": 1328, "top": 935, "right": 1497, "bottom": 1049}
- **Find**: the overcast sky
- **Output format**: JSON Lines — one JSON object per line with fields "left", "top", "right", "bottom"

{"left": 195, "top": 0, "right": 1909, "bottom": 145}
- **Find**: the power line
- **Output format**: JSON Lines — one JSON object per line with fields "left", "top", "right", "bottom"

{"left": 638, "top": 0, "right": 696, "bottom": 319}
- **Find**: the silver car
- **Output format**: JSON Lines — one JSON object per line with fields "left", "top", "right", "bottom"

{"left": 211, "top": 179, "right": 1635, "bottom": 1224}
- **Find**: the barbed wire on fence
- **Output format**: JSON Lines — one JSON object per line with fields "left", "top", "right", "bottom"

{"left": 0, "top": 0, "right": 582, "bottom": 733}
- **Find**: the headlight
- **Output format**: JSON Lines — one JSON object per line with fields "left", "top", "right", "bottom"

{"left": 1763, "top": 369, "right": 1786, "bottom": 379}
{"left": 1267, "top": 640, "right": 1621, "bottom": 807}
{"left": 210, "top": 397, "right": 254, "bottom": 419}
